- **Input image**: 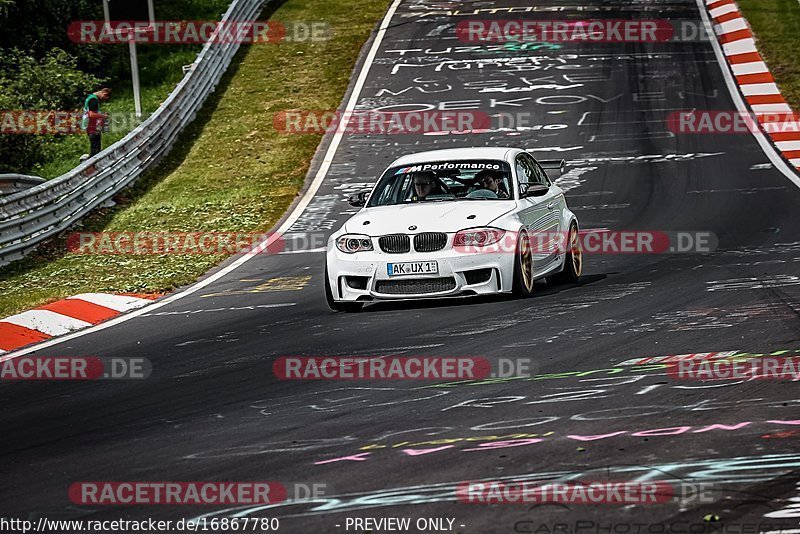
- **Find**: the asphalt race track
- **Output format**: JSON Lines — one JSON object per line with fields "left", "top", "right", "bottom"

{"left": 3, "top": 0, "right": 800, "bottom": 532}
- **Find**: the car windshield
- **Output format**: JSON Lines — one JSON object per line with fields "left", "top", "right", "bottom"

{"left": 366, "top": 160, "right": 514, "bottom": 207}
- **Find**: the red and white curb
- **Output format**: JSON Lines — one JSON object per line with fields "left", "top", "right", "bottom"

{"left": 705, "top": 0, "right": 800, "bottom": 171}
{"left": 0, "top": 293, "right": 160, "bottom": 354}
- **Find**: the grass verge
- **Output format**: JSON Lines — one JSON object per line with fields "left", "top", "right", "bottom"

{"left": 738, "top": 0, "right": 800, "bottom": 111}
{"left": 0, "top": 0, "right": 388, "bottom": 317}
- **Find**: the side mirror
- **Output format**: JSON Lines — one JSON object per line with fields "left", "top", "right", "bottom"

{"left": 348, "top": 191, "right": 369, "bottom": 207}
{"left": 520, "top": 183, "right": 549, "bottom": 198}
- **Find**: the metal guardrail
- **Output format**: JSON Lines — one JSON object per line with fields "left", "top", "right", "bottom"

{"left": 0, "top": 0, "right": 265, "bottom": 266}
{"left": 0, "top": 174, "right": 47, "bottom": 196}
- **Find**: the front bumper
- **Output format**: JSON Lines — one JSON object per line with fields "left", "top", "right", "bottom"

{"left": 326, "top": 246, "right": 516, "bottom": 302}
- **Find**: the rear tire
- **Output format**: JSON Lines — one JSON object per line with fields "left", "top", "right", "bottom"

{"left": 512, "top": 229, "right": 535, "bottom": 298}
{"left": 550, "top": 223, "right": 582, "bottom": 284}
{"left": 325, "top": 265, "right": 363, "bottom": 312}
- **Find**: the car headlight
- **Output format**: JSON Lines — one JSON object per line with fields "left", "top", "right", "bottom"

{"left": 336, "top": 234, "right": 374, "bottom": 253}
{"left": 454, "top": 227, "right": 505, "bottom": 247}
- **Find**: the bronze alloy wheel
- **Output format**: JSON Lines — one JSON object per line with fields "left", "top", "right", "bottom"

{"left": 548, "top": 223, "right": 583, "bottom": 285}
{"left": 520, "top": 233, "right": 533, "bottom": 291}
{"left": 513, "top": 229, "right": 535, "bottom": 297}
{"left": 569, "top": 225, "right": 582, "bottom": 278}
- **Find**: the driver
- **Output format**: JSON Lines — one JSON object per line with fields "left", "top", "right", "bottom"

{"left": 475, "top": 170, "right": 509, "bottom": 199}
{"left": 412, "top": 172, "right": 442, "bottom": 200}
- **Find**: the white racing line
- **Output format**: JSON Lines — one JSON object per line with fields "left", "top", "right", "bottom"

{"left": 0, "top": 0, "right": 403, "bottom": 362}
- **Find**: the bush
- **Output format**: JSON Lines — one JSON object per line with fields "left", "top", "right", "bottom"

{"left": 0, "top": 48, "right": 102, "bottom": 173}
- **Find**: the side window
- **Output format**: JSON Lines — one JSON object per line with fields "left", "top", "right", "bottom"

{"left": 515, "top": 155, "right": 532, "bottom": 187}
{"left": 535, "top": 163, "right": 551, "bottom": 186}
{"left": 524, "top": 154, "right": 550, "bottom": 186}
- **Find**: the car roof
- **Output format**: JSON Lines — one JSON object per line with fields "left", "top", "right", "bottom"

{"left": 389, "top": 147, "right": 521, "bottom": 167}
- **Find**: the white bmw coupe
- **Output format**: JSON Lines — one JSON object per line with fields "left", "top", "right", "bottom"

{"left": 325, "top": 147, "right": 582, "bottom": 312}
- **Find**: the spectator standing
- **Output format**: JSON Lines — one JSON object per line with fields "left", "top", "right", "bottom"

{"left": 82, "top": 88, "right": 111, "bottom": 158}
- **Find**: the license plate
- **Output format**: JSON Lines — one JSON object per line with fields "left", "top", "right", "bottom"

{"left": 387, "top": 261, "right": 438, "bottom": 276}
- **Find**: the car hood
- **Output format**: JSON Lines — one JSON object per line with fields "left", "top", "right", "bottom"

{"left": 344, "top": 202, "right": 516, "bottom": 235}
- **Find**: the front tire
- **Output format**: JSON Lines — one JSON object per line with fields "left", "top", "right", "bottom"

{"left": 512, "top": 229, "right": 535, "bottom": 297}
{"left": 550, "top": 223, "right": 582, "bottom": 284}
{"left": 325, "top": 265, "right": 363, "bottom": 312}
